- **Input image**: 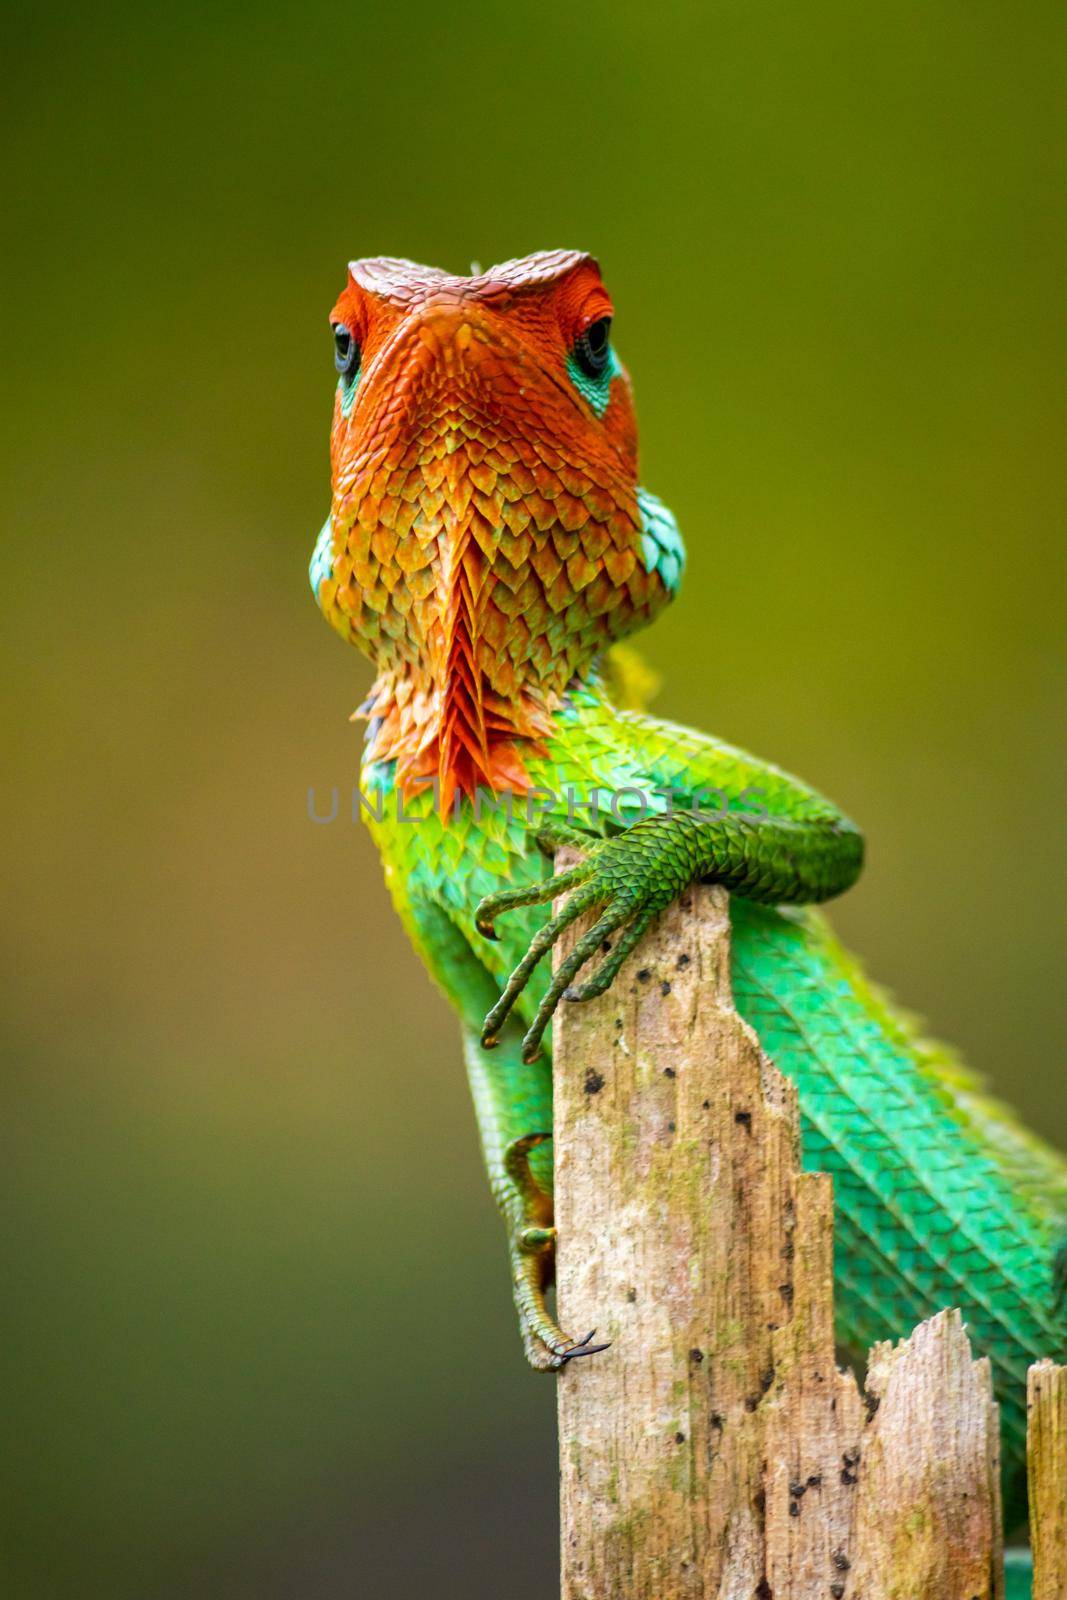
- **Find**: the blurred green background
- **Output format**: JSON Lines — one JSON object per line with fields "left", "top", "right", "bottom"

{"left": 3, "top": 1, "right": 1065, "bottom": 1594}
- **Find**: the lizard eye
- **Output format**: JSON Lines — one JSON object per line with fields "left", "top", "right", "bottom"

{"left": 573, "top": 317, "right": 612, "bottom": 380}
{"left": 333, "top": 323, "right": 360, "bottom": 381}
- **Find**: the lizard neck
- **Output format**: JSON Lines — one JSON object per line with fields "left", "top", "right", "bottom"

{"left": 338, "top": 473, "right": 682, "bottom": 812}
{"left": 358, "top": 659, "right": 559, "bottom": 811}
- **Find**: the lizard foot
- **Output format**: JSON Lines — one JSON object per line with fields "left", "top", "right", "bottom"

{"left": 477, "top": 818, "right": 690, "bottom": 1063}
{"left": 505, "top": 1132, "right": 610, "bottom": 1371}
{"left": 513, "top": 1222, "right": 610, "bottom": 1371}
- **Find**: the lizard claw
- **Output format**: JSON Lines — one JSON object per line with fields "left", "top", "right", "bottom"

{"left": 474, "top": 847, "right": 596, "bottom": 952}
{"left": 557, "top": 1329, "right": 612, "bottom": 1364}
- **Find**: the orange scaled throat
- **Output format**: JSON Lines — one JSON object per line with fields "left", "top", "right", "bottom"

{"left": 319, "top": 250, "right": 671, "bottom": 812}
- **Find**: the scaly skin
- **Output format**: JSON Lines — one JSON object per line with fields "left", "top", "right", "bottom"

{"left": 311, "top": 251, "right": 1065, "bottom": 1522}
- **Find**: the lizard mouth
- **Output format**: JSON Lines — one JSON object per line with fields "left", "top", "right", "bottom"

{"left": 320, "top": 285, "right": 668, "bottom": 810}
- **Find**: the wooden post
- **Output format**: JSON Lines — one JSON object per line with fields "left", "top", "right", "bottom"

{"left": 552, "top": 874, "right": 1062, "bottom": 1598}
{"left": 554, "top": 882, "right": 815, "bottom": 1598}
{"left": 1028, "top": 1361, "right": 1067, "bottom": 1600}
{"left": 846, "top": 1312, "right": 1003, "bottom": 1600}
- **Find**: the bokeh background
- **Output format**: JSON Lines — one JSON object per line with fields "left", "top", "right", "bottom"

{"left": 3, "top": 2, "right": 1066, "bottom": 1594}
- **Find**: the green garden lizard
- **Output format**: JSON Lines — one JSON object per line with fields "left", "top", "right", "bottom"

{"left": 309, "top": 249, "right": 1065, "bottom": 1524}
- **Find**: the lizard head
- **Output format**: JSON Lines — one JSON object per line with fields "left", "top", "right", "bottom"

{"left": 311, "top": 250, "right": 675, "bottom": 806}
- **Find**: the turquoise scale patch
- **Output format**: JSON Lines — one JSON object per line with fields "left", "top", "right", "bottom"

{"left": 363, "top": 759, "right": 396, "bottom": 796}
{"left": 636, "top": 486, "right": 686, "bottom": 595}
{"left": 565, "top": 347, "right": 621, "bottom": 418}
{"left": 338, "top": 369, "right": 361, "bottom": 418}
{"left": 309, "top": 516, "right": 334, "bottom": 602}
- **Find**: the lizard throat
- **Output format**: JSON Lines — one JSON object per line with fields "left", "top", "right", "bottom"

{"left": 356, "top": 498, "right": 559, "bottom": 814}
{"left": 324, "top": 371, "right": 672, "bottom": 807}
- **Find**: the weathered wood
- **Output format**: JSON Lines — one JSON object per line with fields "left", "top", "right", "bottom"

{"left": 554, "top": 882, "right": 795, "bottom": 1599}
{"left": 762, "top": 1172, "right": 865, "bottom": 1600}
{"left": 554, "top": 879, "right": 874, "bottom": 1598}
{"left": 848, "top": 1310, "right": 1003, "bottom": 1600}
{"left": 1028, "top": 1360, "right": 1067, "bottom": 1600}
{"left": 551, "top": 870, "right": 1062, "bottom": 1597}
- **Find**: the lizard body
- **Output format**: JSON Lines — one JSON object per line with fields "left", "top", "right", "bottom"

{"left": 310, "top": 251, "right": 1065, "bottom": 1521}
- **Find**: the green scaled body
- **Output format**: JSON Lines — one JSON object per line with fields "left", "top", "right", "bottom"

{"left": 362, "top": 673, "right": 1065, "bottom": 1518}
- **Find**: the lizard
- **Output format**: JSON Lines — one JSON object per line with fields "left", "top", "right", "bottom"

{"left": 309, "top": 249, "right": 1065, "bottom": 1524}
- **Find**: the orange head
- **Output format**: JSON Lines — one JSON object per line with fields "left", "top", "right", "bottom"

{"left": 313, "top": 250, "right": 673, "bottom": 806}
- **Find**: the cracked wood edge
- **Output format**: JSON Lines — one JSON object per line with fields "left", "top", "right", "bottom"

{"left": 762, "top": 1171, "right": 865, "bottom": 1600}
{"left": 847, "top": 1309, "right": 1003, "bottom": 1600}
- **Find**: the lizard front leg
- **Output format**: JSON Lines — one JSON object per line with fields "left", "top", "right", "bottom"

{"left": 476, "top": 717, "right": 864, "bottom": 1062}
